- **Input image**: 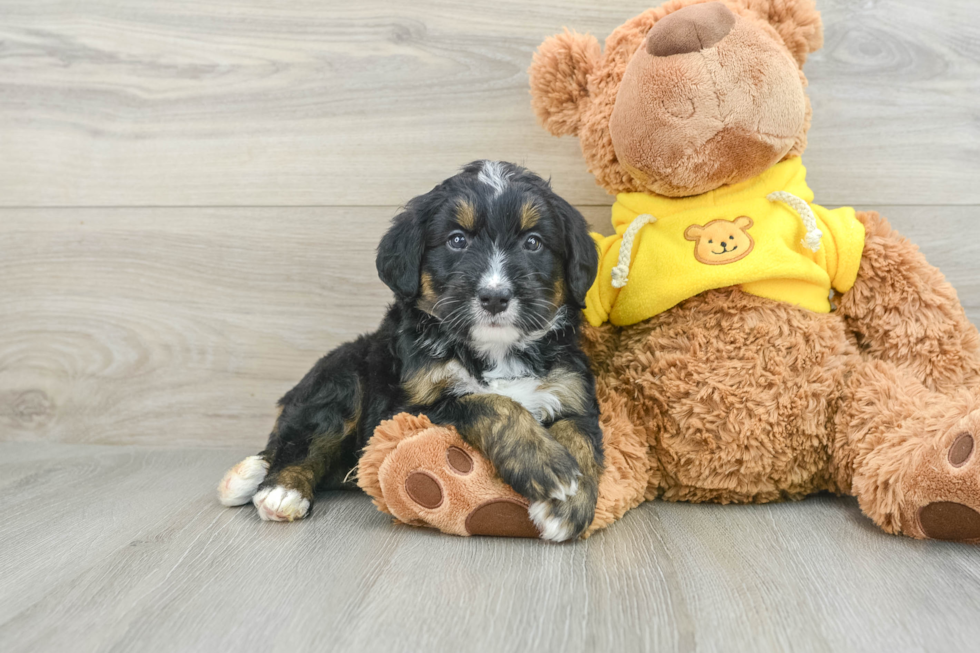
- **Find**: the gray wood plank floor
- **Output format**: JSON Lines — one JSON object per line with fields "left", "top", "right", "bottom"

{"left": 3, "top": 0, "right": 980, "bottom": 651}
{"left": 2, "top": 442, "right": 980, "bottom": 653}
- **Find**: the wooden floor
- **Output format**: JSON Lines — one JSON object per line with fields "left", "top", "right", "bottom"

{"left": 3, "top": 0, "right": 980, "bottom": 651}
{"left": 3, "top": 442, "right": 980, "bottom": 653}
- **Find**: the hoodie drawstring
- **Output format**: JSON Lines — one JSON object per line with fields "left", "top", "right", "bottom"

{"left": 610, "top": 213, "right": 657, "bottom": 288}
{"left": 767, "top": 191, "right": 823, "bottom": 253}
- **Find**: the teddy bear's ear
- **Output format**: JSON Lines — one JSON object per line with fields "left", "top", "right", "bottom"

{"left": 734, "top": 216, "right": 754, "bottom": 230}
{"left": 529, "top": 29, "right": 601, "bottom": 136}
{"left": 742, "top": 0, "right": 824, "bottom": 66}
{"left": 684, "top": 225, "right": 705, "bottom": 241}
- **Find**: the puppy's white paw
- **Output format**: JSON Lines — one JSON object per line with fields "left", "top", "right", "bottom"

{"left": 252, "top": 486, "right": 310, "bottom": 522}
{"left": 549, "top": 476, "right": 579, "bottom": 502}
{"left": 528, "top": 500, "right": 576, "bottom": 543}
{"left": 217, "top": 455, "right": 269, "bottom": 506}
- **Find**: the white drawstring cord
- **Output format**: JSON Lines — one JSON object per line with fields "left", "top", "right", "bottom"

{"left": 611, "top": 213, "right": 656, "bottom": 288}
{"left": 768, "top": 191, "right": 822, "bottom": 252}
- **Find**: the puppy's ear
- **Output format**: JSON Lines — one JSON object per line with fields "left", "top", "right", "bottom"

{"left": 553, "top": 195, "right": 598, "bottom": 309}
{"left": 376, "top": 194, "right": 434, "bottom": 301}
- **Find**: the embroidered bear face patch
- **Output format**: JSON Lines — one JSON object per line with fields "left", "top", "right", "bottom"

{"left": 684, "top": 216, "right": 755, "bottom": 265}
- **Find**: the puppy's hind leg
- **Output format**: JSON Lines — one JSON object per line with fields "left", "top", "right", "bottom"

{"left": 253, "top": 430, "right": 351, "bottom": 522}
{"left": 252, "top": 371, "right": 362, "bottom": 522}
{"left": 220, "top": 339, "right": 365, "bottom": 519}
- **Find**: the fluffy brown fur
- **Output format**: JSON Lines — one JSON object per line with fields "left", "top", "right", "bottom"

{"left": 358, "top": 0, "right": 980, "bottom": 543}
{"left": 529, "top": 0, "right": 820, "bottom": 197}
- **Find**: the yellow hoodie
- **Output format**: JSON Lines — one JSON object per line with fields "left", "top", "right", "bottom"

{"left": 584, "top": 158, "right": 866, "bottom": 327}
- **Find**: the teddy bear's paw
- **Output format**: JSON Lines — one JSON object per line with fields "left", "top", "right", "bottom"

{"left": 914, "top": 430, "right": 980, "bottom": 543}
{"left": 899, "top": 409, "right": 980, "bottom": 544}
{"left": 252, "top": 486, "right": 311, "bottom": 522}
{"left": 529, "top": 485, "right": 597, "bottom": 543}
{"left": 217, "top": 455, "right": 269, "bottom": 506}
{"left": 377, "top": 428, "right": 541, "bottom": 538}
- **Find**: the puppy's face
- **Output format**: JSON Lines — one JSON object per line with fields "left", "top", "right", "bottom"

{"left": 377, "top": 161, "right": 598, "bottom": 358}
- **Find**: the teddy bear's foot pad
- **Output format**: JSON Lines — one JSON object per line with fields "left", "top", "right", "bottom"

{"left": 378, "top": 428, "right": 540, "bottom": 538}
{"left": 917, "top": 432, "right": 980, "bottom": 541}
{"left": 918, "top": 502, "right": 980, "bottom": 542}
{"left": 907, "top": 430, "right": 980, "bottom": 543}
{"left": 464, "top": 499, "right": 540, "bottom": 538}
{"left": 948, "top": 433, "right": 975, "bottom": 467}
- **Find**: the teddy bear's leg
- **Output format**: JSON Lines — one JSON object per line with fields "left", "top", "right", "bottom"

{"left": 359, "top": 415, "right": 541, "bottom": 538}
{"left": 838, "top": 211, "right": 980, "bottom": 394}
{"left": 356, "top": 400, "right": 653, "bottom": 539}
{"left": 832, "top": 356, "right": 980, "bottom": 542}
{"left": 584, "top": 388, "right": 654, "bottom": 537}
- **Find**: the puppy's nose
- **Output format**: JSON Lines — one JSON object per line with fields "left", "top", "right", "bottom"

{"left": 645, "top": 1, "right": 736, "bottom": 57}
{"left": 479, "top": 288, "right": 512, "bottom": 315}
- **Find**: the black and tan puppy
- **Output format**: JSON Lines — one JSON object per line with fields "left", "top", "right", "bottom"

{"left": 218, "top": 161, "right": 602, "bottom": 541}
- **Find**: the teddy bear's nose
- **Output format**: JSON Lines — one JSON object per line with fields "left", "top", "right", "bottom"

{"left": 645, "top": 1, "right": 737, "bottom": 57}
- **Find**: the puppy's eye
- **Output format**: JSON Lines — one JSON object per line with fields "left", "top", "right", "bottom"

{"left": 447, "top": 232, "right": 468, "bottom": 250}
{"left": 524, "top": 234, "right": 543, "bottom": 252}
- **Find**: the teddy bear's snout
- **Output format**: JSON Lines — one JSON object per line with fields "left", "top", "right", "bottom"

{"left": 645, "top": 1, "right": 737, "bottom": 57}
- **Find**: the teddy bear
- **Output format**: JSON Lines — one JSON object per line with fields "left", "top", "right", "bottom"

{"left": 355, "top": 0, "right": 980, "bottom": 543}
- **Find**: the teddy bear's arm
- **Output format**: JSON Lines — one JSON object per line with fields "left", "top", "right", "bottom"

{"left": 838, "top": 211, "right": 980, "bottom": 394}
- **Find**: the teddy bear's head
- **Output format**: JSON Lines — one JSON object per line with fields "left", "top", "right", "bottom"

{"left": 530, "top": 0, "right": 823, "bottom": 198}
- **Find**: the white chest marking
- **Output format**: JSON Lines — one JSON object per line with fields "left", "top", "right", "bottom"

{"left": 439, "top": 359, "right": 564, "bottom": 422}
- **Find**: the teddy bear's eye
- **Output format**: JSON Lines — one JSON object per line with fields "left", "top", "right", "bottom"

{"left": 730, "top": 235, "right": 735, "bottom": 240}
{"left": 708, "top": 240, "right": 713, "bottom": 244}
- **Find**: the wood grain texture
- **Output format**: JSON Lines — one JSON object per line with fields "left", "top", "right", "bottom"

{"left": 0, "top": 0, "right": 978, "bottom": 207}
{"left": 3, "top": 3, "right": 980, "bottom": 651}
{"left": 3, "top": 204, "right": 979, "bottom": 448}
{"left": 1, "top": 443, "right": 979, "bottom": 653}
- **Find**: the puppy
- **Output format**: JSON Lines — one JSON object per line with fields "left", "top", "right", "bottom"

{"left": 218, "top": 161, "right": 602, "bottom": 541}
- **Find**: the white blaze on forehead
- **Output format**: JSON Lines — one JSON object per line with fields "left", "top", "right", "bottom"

{"left": 478, "top": 160, "right": 511, "bottom": 196}
{"left": 480, "top": 245, "right": 510, "bottom": 291}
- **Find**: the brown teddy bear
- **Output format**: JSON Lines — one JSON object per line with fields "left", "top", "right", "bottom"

{"left": 356, "top": 0, "right": 980, "bottom": 543}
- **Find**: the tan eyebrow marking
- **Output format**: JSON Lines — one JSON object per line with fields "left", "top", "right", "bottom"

{"left": 520, "top": 201, "right": 541, "bottom": 230}
{"left": 455, "top": 200, "right": 476, "bottom": 230}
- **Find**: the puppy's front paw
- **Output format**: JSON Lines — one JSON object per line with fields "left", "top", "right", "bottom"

{"left": 252, "top": 486, "right": 311, "bottom": 522}
{"left": 529, "top": 484, "right": 597, "bottom": 542}
{"left": 494, "top": 437, "right": 582, "bottom": 505}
